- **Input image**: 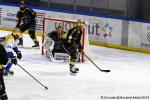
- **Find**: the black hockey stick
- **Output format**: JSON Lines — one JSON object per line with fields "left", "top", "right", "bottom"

{"left": 83, "top": 52, "right": 110, "bottom": 72}
{"left": 17, "top": 63, "right": 48, "bottom": 90}
{"left": 61, "top": 45, "right": 110, "bottom": 73}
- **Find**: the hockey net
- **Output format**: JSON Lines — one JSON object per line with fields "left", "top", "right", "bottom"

{"left": 41, "top": 18, "right": 92, "bottom": 63}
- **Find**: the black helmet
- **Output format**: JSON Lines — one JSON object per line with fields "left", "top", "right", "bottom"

{"left": 20, "top": 0, "right": 26, "bottom": 11}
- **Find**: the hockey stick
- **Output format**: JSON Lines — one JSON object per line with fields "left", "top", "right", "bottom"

{"left": 61, "top": 45, "right": 110, "bottom": 73}
{"left": 83, "top": 52, "right": 110, "bottom": 72}
{"left": 17, "top": 63, "right": 48, "bottom": 90}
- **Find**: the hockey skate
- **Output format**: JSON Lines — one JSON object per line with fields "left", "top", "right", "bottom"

{"left": 70, "top": 65, "right": 79, "bottom": 75}
{"left": 2, "top": 69, "right": 8, "bottom": 76}
{"left": 18, "top": 45, "right": 24, "bottom": 48}
{"left": 32, "top": 41, "right": 39, "bottom": 48}
{"left": 75, "top": 67, "right": 79, "bottom": 73}
{"left": 3, "top": 68, "right": 14, "bottom": 76}
{"left": 0, "top": 93, "right": 8, "bottom": 100}
{"left": 7, "top": 70, "right": 14, "bottom": 75}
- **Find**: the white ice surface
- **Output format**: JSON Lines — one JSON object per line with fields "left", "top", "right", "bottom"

{"left": 1, "top": 30, "right": 150, "bottom": 100}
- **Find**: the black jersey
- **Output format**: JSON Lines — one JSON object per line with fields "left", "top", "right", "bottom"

{"left": 65, "top": 26, "right": 82, "bottom": 47}
{"left": 47, "top": 31, "right": 59, "bottom": 42}
{"left": 47, "top": 31, "right": 65, "bottom": 44}
{"left": 16, "top": 8, "right": 36, "bottom": 28}
{"left": 0, "top": 44, "right": 8, "bottom": 66}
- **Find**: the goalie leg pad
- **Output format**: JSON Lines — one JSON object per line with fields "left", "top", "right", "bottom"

{"left": 44, "top": 37, "right": 55, "bottom": 51}
{"left": 46, "top": 50, "right": 64, "bottom": 63}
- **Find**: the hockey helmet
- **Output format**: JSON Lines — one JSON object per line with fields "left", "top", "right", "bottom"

{"left": 76, "top": 19, "right": 85, "bottom": 27}
{"left": 12, "top": 29, "right": 21, "bottom": 39}
{"left": 56, "top": 26, "right": 63, "bottom": 32}
{"left": 20, "top": 0, "right": 26, "bottom": 12}
{"left": 56, "top": 26, "right": 64, "bottom": 36}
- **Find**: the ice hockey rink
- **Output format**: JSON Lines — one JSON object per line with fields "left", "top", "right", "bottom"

{"left": 1, "top": 30, "right": 150, "bottom": 100}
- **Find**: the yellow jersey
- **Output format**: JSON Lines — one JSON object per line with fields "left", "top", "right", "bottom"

{"left": 1, "top": 34, "right": 19, "bottom": 52}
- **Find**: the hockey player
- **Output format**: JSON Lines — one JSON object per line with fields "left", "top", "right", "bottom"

{"left": 44, "top": 26, "right": 66, "bottom": 61}
{"left": 64, "top": 19, "right": 85, "bottom": 75}
{"left": 0, "top": 29, "right": 22, "bottom": 76}
{"left": 47, "top": 26, "right": 66, "bottom": 55}
{"left": 0, "top": 44, "right": 8, "bottom": 100}
{"left": 15, "top": 0, "right": 39, "bottom": 47}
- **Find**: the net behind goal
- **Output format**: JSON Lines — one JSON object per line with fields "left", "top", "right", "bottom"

{"left": 41, "top": 18, "right": 92, "bottom": 62}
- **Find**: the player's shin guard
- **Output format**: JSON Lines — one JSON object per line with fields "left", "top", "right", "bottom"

{"left": 0, "top": 93, "right": 8, "bottom": 100}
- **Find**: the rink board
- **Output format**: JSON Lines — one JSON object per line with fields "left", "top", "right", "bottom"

{"left": 0, "top": 4, "right": 150, "bottom": 53}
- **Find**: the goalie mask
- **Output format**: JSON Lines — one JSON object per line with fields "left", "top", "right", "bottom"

{"left": 56, "top": 26, "right": 64, "bottom": 38}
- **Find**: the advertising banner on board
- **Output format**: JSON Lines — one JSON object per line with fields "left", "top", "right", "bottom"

{"left": 2, "top": 4, "right": 150, "bottom": 50}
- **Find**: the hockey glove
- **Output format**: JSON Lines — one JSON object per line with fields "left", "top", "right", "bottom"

{"left": 16, "top": 51, "right": 22, "bottom": 59}
{"left": 11, "top": 56, "right": 17, "bottom": 65}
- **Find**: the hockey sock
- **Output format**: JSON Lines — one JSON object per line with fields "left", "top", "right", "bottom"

{"left": 6, "top": 63, "right": 12, "bottom": 71}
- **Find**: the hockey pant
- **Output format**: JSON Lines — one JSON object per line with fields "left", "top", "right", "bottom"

{"left": 3, "top": 52, "right": 14, "bottom": 72}
{"left": 18, "top": 21, "right": 38, "bottom": 44}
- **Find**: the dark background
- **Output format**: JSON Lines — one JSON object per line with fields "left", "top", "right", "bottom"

{"left": 0, "top": 0, "right": 149, "bottom": 20}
